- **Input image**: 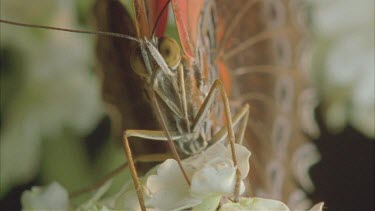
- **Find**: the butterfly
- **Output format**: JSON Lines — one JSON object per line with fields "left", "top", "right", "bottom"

{"left": 94, "top": 0, "right": 253, "bottom": 208}
{"left": 0, "top": 0, "right": 244, "bottom": 208}
{"left": 93, "top": 0, "right": 320, "bottom": 210}
{"left": 0, "top": 0, "right": 320, "bottom": 209}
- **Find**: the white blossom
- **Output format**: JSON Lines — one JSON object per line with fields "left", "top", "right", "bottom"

{"left": 220, "top": 197, "right": 324, "bottom": 211}
{"left": 312, "top": 0, "right": 374, "bottom": 137}
{"left": 0, "top": 0, "right": 103, "bottom": 196}
{"left": 146, "top": 142, "right": 251, "bottom": 210}
{"left": 21, "top": 182, "right": 70, "bottom": 211}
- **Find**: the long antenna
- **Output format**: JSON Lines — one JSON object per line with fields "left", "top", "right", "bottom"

{"left": 151, "top": 0, "right": 172, "bottom": 37}
{"left": 0, "top": 19, "right": 139, "bottom": 42}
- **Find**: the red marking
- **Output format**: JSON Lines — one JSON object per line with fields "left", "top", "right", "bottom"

{"left": 133, "top": 0, "right": 169, "bottom": 38}
{"left": 152, "top": 0, "right": 169, "bottom": 37}
{"left": 172, "top": 0, "right": 205, "bottom": 59}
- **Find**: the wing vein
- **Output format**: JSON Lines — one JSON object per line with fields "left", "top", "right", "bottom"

{"left": 223, "top": 27, "right": 290, "bottom": 61}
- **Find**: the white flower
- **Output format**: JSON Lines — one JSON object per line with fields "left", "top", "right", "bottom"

{"left": 147, "top": 159, "right": 201, "bottom": 210}
{"left": 219, "top": 197, "right": 324, "bottom": 211}
{"left": 189, "top": 143, "right": 249, "bottom": 197}
{"left": 0, "top": 0, "right": 103, "bottom": 196}
{"left": 146, "top": 142, "right": 251, "bottom": 210}
{"left": 21, "top": 182, "right": 70, "bottom": 211}
{"left": 312, "top": 0, "right": 374, "bottom": 137}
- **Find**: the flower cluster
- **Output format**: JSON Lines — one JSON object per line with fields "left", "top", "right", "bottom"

{"left": 21, "top": 143, "right": 324, "bottom": 210}
{"left": 312, "top": 0, "right": 374, "bottom": 137}
{"left": 145, "top": 143, "right": 250, "bottom": 210}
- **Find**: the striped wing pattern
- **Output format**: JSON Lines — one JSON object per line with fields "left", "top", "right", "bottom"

{"left": 214, "top": 0, "right": 320, "bottom": 209}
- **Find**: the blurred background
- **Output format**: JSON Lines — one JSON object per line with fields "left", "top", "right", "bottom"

{"left": 0, "top": 0, "right": 373, "bottom": 210}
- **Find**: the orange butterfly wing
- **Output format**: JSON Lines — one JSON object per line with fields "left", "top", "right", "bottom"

{"left": 215, "top": 0, "right": 320, "bottom": 209}
{"left": 171, "top": 0, "right": 320, "bottom": 210}
{"left": 171, "top": 0, "right": 205, "bottom": 59}
{"left": 133, "top": 0, "right": 169, "bottom": 38}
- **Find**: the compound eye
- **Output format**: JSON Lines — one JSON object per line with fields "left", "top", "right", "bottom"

{"left": 158, "top": 37, "right": 181, "bottom": 69}
{"left": 130, "top": 44, "right": 148, "bottom": 78}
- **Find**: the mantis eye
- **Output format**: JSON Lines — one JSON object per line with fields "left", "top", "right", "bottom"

{"left": 158, "top": 37, "right": 181, "bottom": 69}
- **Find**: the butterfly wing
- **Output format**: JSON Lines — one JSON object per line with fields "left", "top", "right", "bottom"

{"left": 133, "top": 0, "right": 169, "bottom": 38}
{"left": 171, "top": 0, "right": 227, "bottom": 144}
{"left": 171, "top": 0, "right": 206, "bottom": 59}
{"left": 93, "top": 0, "right": 167, "bottom": 172}
{"left": 215, "top": 0, "right": 320, "bottom": 209}
{"left": 172, "top": 0, "right": 320, "bottom": 209}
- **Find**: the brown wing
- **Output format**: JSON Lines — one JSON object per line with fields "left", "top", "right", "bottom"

{"left": 133, "top": 0, "right": 150, "bottom": 37}
{"left": 215, "top": 0, "right": 320, "bottom": 209}
{"left": 93, "top": 0, "right": 166, "bottom": 173}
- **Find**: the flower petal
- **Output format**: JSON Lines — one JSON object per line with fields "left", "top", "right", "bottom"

{"left": 225, "top": 144, "right": 251, "bottom": 179}
{"left": 21, "top": 182, "right": 70, "bottom": 210}
{"left": 190, "top": 161, "right": 237, "bottom": 197}
{"left": 192, "top": 195, "right": 221, "bottom": 211}
{"left": 146, "top": 159, "right": 201, "bottom": 210}
{"left": 220, "top": 197, "right": 290, "bottom": 211}
{"left": 308, "top": 202, "right": 324, "bottom": 211}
